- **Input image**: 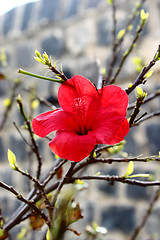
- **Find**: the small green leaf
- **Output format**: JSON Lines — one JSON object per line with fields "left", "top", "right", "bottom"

{"left": 8, "top": 149, "right": 16, "bottom": 170}
{"left": 43, "top": 52, "right": 49, "bottom": 61}
{"left": 95, "top": 172, "right": 101, "bottom": 176}
{"left": 34, "top": 57, "right": 44, "bottom": 64}
{"left": 93, "top": 151, "right": 96, "bottom": 158}
{"left": 127, "top": 174, "right": 150, "bottom": 178}
{"left": 107, "top": 0, "right": 113, "bottom": 4}
{"left": 31, "top": 99, "right": 39, "bottom": 109}
{"left": 125, "top": 161, "right": 134, "bottom": 177}
{"left": 55, "top": 154, "right": 60, "bottom": 159}
{"left": 35, "top": 50, "right": 42, "bottom": 59}
{"left": 17, "top": 227, "right": 27, "bottom": 239}
{"left": 135, "top": 2, "right": 141, "bottom": 8}
{"left": 61, "top": 64, "right": 63, "bottom": 73}
{"left": 140, "top": 9, "right": 149, "bottom": 21}
{"left": 133, "top": 56, "right": 142, "bottom": 65}
{"left": 117, "top": 29, "right": 125, "bottom": 40}
{"left": 127, "top": 25, "right": 133, "bottom": 31}
{"left": 46, "top": 228, "right": 51, "bottom": 240}
{"left": 155, "top": 52, "right": 160, "bottom": 61}
{"left": 75, "top": 179, "right": 84, "bottom": 185}
{"left": 144, "top": 70, "right": 153, "bottom": 78}
{"left": 3, "top": 98, "right": 11, "bottom": 108}
{"left": 101, "top": 67, "right": 106, "bottom": 77}
{"left": 136, "top": 86, "right": 144, "bottom": 98}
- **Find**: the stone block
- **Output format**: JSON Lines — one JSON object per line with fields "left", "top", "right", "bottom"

{"left": 39, "top": 0, "right": 60, "bottom": 22}
{"left": 146, "top": 124, "right": 160, "bottom": 155}
{"left": 0, "top": 80, "right": 6, "bottom": 97}
{"left": 15, "top": 44, "right": 34, "bottom": 68}
{"left": 145, "top": 208, "right": 160, "bottom": 236}
{"left": 101, "top": 205, "right": 135, "bottom": 233}
{"left": 0, "top": 196, "right": 10, "bottom": 216}
{"left": 0, "top": 137, "right": 5, "bottom": 162}
{"left": 21, "top": 2, "right": 35, "bottom": 31}
{"left": 0, "top": 169, "right": 12, "bottom": 186}
{"left": 123, "top": 128, "right": 141, "bottom": 156}
{"left": 41, "top": 32, "right": 64, "bottom": 57}
{"left": 126, "top": 184, "right": 150, "bottom": 201}
{"left": 84, "top": 202, "right": 95, "bottom": 223}
{"left": 97, "top": 169, "right": 118, "bottom": 196}
{"left": 86, "top": 0, "right": 104, "bottom": 9}
{"left": 65, "top": 20, "right": 94, "bottom": 55}
{"left": 9, "top": 135, "right": 27, "bottom": 162}
{"left": 2, "top": 8, "right": 16, "bottom": 35}
{"left": 97, "top": 16, "right": 112, "bottom": 46}
{"left": 79, "top": 61, "right": 99, "bottom": 86}
{"left": 64, "top": 0, "right": 80, "bottom": 18}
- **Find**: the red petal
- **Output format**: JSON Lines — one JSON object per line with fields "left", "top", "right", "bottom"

{"left": 94, "top": 111, "right": 129, "bottom": 145}
{"left": 97, "top": 85, "right": 129, "bottom": 115}
{"left": 32, "top": 109, "right": 78, "bottom": 138}
{"left": 49, "top": 130, "right": 96, "bottom": 162}
{"left": 58, "top": 75, "right": 97, "bottom": 114}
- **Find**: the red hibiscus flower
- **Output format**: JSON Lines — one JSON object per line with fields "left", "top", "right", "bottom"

{"left": 32, "top": 75, "right": 129, "bottom": 162}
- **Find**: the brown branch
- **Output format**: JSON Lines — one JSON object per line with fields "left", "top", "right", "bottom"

{"left": 51, "top": 162, "right": 77, "bottom": 209}
{"left": 43, "top": 159, "right": 67, "bottom": 187}
{"left": 16, "top": 97, "right": 42, "bottom": 180}
{"left": 129, "top": 95, "right": 145, "bottom": 127}
{"left": 105, "top": 0, "right": 146, "bottom": 84}
{"left": 3, "top": 159, "right": 67, "bottom": 231}
{"left": 134, "top": 110, "right": 160, "bottom": 125}
{"left": 0, "top": 80, "right": 20, "bottom": 131}
{"left": 72, "top": 156, "right": 160, "bottom": 176}
{"left": 128, "top": 90, "right": 160, "bottom": 110}
{"left": 0, "top": 181, "right": 50, "bottom": 226}
{"left": 70, "top": 175, "right": 160, "bottom": 187}
{"left": 49, "top": 65, "right": 68, "bottom": 82}
{"left": 110, "top": 15, "right": 147, "bottom": 84}
{"left": 126, "top": 45, "right": 160, "bottom": 95}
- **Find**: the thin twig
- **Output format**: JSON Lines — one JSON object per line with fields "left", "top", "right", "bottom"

{"left": 110, "top": 15, "right": 147, "bottom": 84}
{"left": 70, "top": 175, "right": 160, "bottom": 187}
{"left": 0, "top": 81, "right": 20, "bottom": 131}
{"left": 72, "top": 156, "right": 160, "bottom": 175}
{"left": 126, "top": 45, "right": 160, "bottom": 95}
{"left": 17, "top": 98, "right": 42, "bottom": 180}
{"left": 128, "top": 90, "right": 160, "bottom": 110}
{"left": 105, "top": 0, "right": 146, "bottom": 84}
{"left": 134, "top": 110, "right": 160, "bottom": 125}
{"left": 13, "top": 122, "right": 32, "bottom": 148}
{"left": 52, "top": 162, "right": 77, "bottom": 208}
{"left": 43, "top": 159, "right": 67, "bottom": 187}
{"left": 0, "top": 181, "right": 50, "bottom": 226}
{"left": 129, "top": 95, "right": 145, "bottom": 127}
{"left": 3, "top": 159, "right": 66, "bottom": 231}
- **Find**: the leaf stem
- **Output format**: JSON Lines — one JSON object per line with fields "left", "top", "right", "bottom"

{"left": 18, "top": 69, "right": 65, "bottom": 83}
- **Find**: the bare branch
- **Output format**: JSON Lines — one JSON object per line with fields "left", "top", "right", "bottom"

{"left": 126, "top": 45, "right": 160, "bottom": 95}
{"left": 70, "top": 175, "right": 160, "bottom": 187}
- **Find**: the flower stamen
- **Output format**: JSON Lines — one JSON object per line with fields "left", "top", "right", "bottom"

{"left": 73, "top": 98, "right": 87, "bottom": 135}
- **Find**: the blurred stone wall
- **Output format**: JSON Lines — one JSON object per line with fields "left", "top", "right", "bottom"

{"left": 0, "top": 0, "right": 160, "bottom": 239}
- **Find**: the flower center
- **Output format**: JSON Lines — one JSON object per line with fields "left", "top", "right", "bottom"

{"left": 72, "top": 98, "right": 87, "bottom": 135}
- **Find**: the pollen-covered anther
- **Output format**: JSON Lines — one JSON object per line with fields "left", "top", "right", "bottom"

{"left": 72, "top": 98, "right": 86, "bottom": 117}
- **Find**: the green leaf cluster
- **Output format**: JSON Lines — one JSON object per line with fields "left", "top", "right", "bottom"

{"left": 34, "top": 50, "right": 52, "bottom": 68}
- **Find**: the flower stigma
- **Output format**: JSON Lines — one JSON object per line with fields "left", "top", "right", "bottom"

{"left": 72, "top": 97, "right": 88, "bottom": 135}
